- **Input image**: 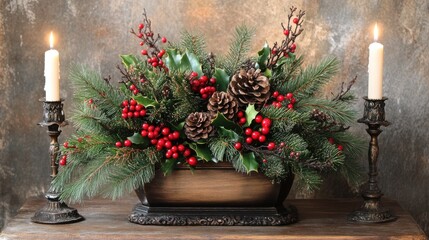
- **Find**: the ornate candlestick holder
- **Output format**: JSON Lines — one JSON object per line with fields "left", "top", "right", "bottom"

{"left": 348, "top": 97, "right": 396, "bottom": 223}
{"left": 31, "top": 98, "right": 84, "bottom": 224}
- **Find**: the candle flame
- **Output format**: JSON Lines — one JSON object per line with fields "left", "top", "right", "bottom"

{"left": 374, "top": 23, "right": 379, "bottom": 42}
{"left": 49, "top": 31, "right": 54, "bottom": 49}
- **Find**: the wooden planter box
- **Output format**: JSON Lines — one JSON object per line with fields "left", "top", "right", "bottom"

{"left": 129, "top": 162, "right": 298, "bottom": 226}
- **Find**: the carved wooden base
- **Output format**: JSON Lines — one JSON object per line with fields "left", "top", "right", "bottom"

{"left": 129, "top": 203, "right": 298, "bottom": 226}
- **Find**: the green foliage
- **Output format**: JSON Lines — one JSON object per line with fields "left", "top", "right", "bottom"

{"left": 218, "top": 25, "right": 255, "bottom": 76}
{"left": 54, "top": 16, "right": 365, "bottom": 202}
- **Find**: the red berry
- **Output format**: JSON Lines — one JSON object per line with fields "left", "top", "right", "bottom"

{"left": 161, "top": 37, "right": 167, "bottom": 43}
{"left": 133, "top": 111, "right": 140, "bottom": 118}
{"left": 338, "top": 145, "right": 344, "bottom": 151}
{"left": 283, "top": 29, "right": 290, "bottom": 36}
{"left": 140, "top": 41, "right": 144, "bottom": 46}
{"left": 183, "top": 149, "right": 191, "bottom": 157}
{"left": 127, "top": 112, "right": 133, "bottom": 118}
{"left": 237, "top": 111, "right": 244, "bottom": 118}
{"left": 138, "top": 23, "right": 144, "bottom": 29}
{"left": 254, "top": 115, "right": 263, "bottom": 124}
{"left": 262, "top": 118, "right": 272, "bottom": 128}
{"left": 133, "top": 89, "right": 139, "bottom": 95}
{"left": 152, "top": 62, "right": 158, "bottom": 67}
{"left": 267, "top": 142, "right": 276, "bottom": 150}
{"left": 279, "top": 142, "right": 286, "bottom": 148}
{"left": 129, "top": 105, "right": 136, "bottom": 111}
{"left": 164, "top": 141, "right": 173, "bottom": 149}
{"left": 165, "top": 151, "right": 172, "bottom": 159}
{"left": 157, "top": 139, "right": 165, "bottom": 147}
{"left": 276, "top": 95, "right": 285, "bottom": 102}
{"left": 122, "top": 100, "right": 129, "bottom": 106}
{"left": 293, "top": 17, "right": 299, "bottom": 24}
{"left": 141, "top": 130, "right": 148, "bottom": 137}
{"left": 191, "top": 72, "right": 199, "bottom": 78}
{"left": 130, "top": 84, "right": 136, "bottom": 91}
{"left": 150, "top": 139, "right": 158, "bottom": 145}
{"left": 172, "top": 131, "right": 180, "bottom": 139}
{"left": 251, "top": 131, "right": 261, "bottom": 140}
{"left": 286, "top": 92, "right": 293, "bottom": 99}
{"left": 147, "top": 132, "right": 156, "bottom": 139}
{"left": 135, "top": 104, "right": 143, "bottom": 111}
{"left": 124, "top": 140, "right": 132, "bottom": 147}
{"left": 115, "top": 141, "right": 122, "bottom": 148}
{"left": 172, "top": 152, "right": 179, "bottom": 159}
{"left": 239, "top": 117, "right": 247, "bottom": 125}
{"left": 178, "top": 144, "right": 185, "bottom": 152}
{"left": 234, "top": 142, "right": 242, "bottom": 150}
{"left": 261, "top": 127, "right": 270, "bottom": 135}
{"left": 328, "top": 137, "right": 335, "bottom": 144}
{"left": 245, "top": 137, "right": 253, "bottom": 144}
{"left": 63, "top": 142, "right": 69, "bottom": 148}
{"left": 275, "top": 102, "right": 282, "bottom": 108}
{"left": 121, "top": 113, "right": 128, "bottom": 119}
{"left": 156, "top": 144, "right": 163, "bottom": 151}
{"left": 258, "top": 135, "right": 266, "bottom": 143}
{"left": 161, "top": 127, "right": 170, "bottom": 136}
{"left": 287, "top": 103, "right": 294, "bottom": 109}
{"left": 59, "top": 158, "right": 67, "bottom": 166}
{"left": 209, "top": 78, "right": 216, "bottom": 84}
{"left": 290, "top": 43, "right": 297, "bottom": 50}
{"left": 272, "top": 91, "right": 279, "bottom": 98}
{"left": 141, "top": 49, "right": 148, "bottom": 55}
{"left": 148, "top": 125, "right": 155, "bottom": 132}
{"left": 245, "top": 128, "right": 253, "bottom": 136}
{"left": 262, "top": 159, "right": 268, "bottom": 163}
{"left": 137, "top": 33, "right": 143, "bottom": 38}
{"left": 290, "top": 98, "right": 296, "bottom": 104}
{"left": 188, "top": 157, "right": 197, "bottom": 166}
{"left": 142, "top": 123, "right": 149, "bottom": 129}
{"left": 130, "top": 99, "right": 137, "bottom": 106}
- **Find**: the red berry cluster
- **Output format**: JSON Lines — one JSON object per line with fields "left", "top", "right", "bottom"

{"left": 144, "top": 49, "right": 166, "bottom": 68}
{"left": 189, "top": 72, "right": 217, "bottom": 99}
{"left": 271, "top": 91, "right": 296, "bottom": 109}
{"left": 115, "top": 139, "right": 132, "bottom": 148}
{"left": 237, "top": 111, "right": 246, "bottom": 125}
{"left": 129, "top": 84, "right": 140, "bottom": 95}
{"left": 59, "top": 155, "right": 67, "bottom": 166}
{"left": 328, "top": 137, "right": 344, "bottom": 151}
{"left": 234, "top": 115, "right": 276, "bottom": 151}
{"left": 140, "top": 123, "right": 196, "bottom": 165}
{"left": 121, "top": 99, "right": 147, "bottom": 119}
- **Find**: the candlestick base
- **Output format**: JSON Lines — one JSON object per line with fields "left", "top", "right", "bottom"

{"left": 31, "top": 189, "right": 84, "bottom": 224}
{"left": 348, "top": 202, "right": 396, "bottom": 223}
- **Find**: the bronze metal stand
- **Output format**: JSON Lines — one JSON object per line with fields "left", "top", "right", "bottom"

{"left": 31, "top": 99, "right": 84, "bottom": 224}
{"left": 348, "top": 97, "right": 397, "bottom": 223}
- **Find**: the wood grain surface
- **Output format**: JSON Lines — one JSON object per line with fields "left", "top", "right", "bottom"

{"left": 1, "top": 196, "right": 427, "bottom": 240}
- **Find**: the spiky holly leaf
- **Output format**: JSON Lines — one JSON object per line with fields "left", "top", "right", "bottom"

{"left": 134, "top": 95, "right": 159, "bottom": 108}
{"left": 120, "top": 55, "right": 138, "bottom": 69}
{"left": 240, "top": 151, "right": 258, "bottom": 173}
{"left": 165, "top": 49, "right": 203, "bottom": 76}
{"left": 217, "top": 126, "right": 240, "bottom": 141}
{"left": 189, "top": 143, "right": 212, "bottom": 162}
{"left": 127, "top": 132, "right": 148, "bottom": 145}
{"left": 257, "top": 42, "right": 270, "bottom": 71}
{"left": 213, "top": 68, "right": 230, "bottom": 91}
{"left": 244, "top": 104, "right": 259, "bottom": 127}
{"left": 212, "top": 113, "right": 241, "bottom": 133}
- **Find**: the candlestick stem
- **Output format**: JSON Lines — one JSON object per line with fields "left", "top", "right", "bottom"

{"left": 348, "top": 97, "right": 396, "bottom": 223}
{"left": 31, "top": 99, "right": 84, "bottom": 224}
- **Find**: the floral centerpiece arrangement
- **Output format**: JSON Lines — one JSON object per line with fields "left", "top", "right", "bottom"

{"left": 53, "top": 7, "right": 363, "bottom": 202}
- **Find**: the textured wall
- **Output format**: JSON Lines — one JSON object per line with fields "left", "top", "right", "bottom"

{"left": 1, "top": 0, "right": 428, "bottom": 235}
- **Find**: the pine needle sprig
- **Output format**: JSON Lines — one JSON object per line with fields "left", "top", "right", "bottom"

{"left": 219, "top": 25, "right": 255, "bottom": 76}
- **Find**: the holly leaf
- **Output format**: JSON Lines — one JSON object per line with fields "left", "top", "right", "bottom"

{"left": 240, "top": 152, "right": 259, "bottom": 173}
{"left": 257, "top": 42, "right": 270, "bottom": 71}
{"left": 217, "top": 127, "right": 240, "bottom": 141}
{"left": 244, "top": 104, "right": 259, "bottom": 127}
{"left": 189, "top": 143, "right": 212, "bottom": 162}
{"left": 211, "top": 113, "right": 241, "bottom": 133}
{"left": 165, "top": 48, "right": 182, "bottom": 70}
{"left": 161, "top": 159, "right": 177, "bottom": 176}
{"left": 120, "top": 55, "right": 138, "bottom": 69}
{"left": 213, "top": 68, "right": 230, "bottom": 91}
{"left": 185, "top": 51, "right": 203, "bottom": 76}
{"left": 134, "top": 95, "right": 159, "bottom": 108}
{"left": 127, "top": 132, "right": 148, "bottom": 145}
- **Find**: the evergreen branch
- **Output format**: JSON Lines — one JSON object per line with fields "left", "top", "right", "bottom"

{"left": 285, "top": 57, "right": 339, "bottom": 98}
{"left": 331, "top": 75, "right": 358, "bottom": 102}
{"left": 297, "top": 97, "right": 356, "bottom": 124}
{"left": 220, "top": 25, "right": 255, "bottom": 75}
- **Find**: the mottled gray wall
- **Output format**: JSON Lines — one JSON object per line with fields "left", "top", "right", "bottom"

{"left": 1, "top": 0, "right": 428, "bottom": 235}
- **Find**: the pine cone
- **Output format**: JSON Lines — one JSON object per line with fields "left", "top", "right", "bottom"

{"left": 207, "top": 91, "right": 239, "bottom": 120}
{"left": 227, "top": 68, "right": 270, "bottom": 107}
{"left": 184, "top": 112, "right": 214, "bottom": 141}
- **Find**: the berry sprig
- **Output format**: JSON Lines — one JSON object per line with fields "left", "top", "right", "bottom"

{"left": 267, "top": 6, "right": 305, "bottom": 68}
{"left": 271, "top": 91, "right": 296, "bottom": 109}
{"left": 121, "top": 99, "right": 147, "bottom": 119}
{"left": 328, "top": 137, "right": 344, "bottom": 152}
{"left": 235, "top": 114, "right": 276, "bottom": 150}
{"left": 139, "top": 122, "right": 197, "bottom": 166}
{"left": 131, "top": 9, "right": 168, "bottom": 72}
{"left": 59, "top": 155, "right": 67, "bottom": 166}
{"left": 237, "top": 111, "right": 246, "bottom": 125}
{"left": 189, "top": 72, "right": 217, "bottom": 99}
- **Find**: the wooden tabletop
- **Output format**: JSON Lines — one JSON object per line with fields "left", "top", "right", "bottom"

{"left": 1, "top": 196, "right": 427, "bottom": 240}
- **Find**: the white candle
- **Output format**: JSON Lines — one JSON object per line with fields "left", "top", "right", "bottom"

{"left": 44, "top": 32, "right": 60, "bottom": 101}
{"left": 368, "top": 24, "right": 384, "bottom": 99}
